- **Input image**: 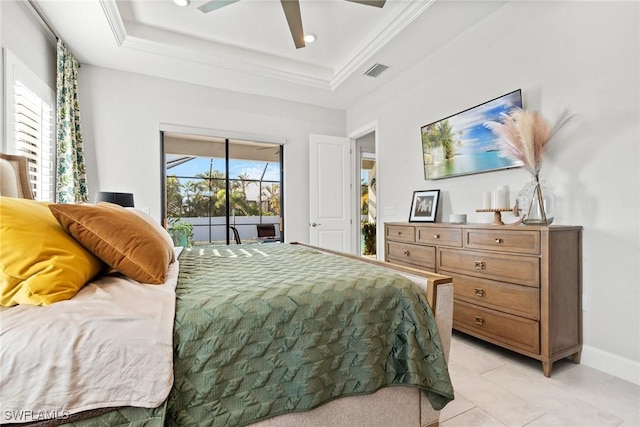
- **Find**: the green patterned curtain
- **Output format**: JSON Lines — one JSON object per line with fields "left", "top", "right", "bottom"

{"left": 56, "top": 40, "right": 87, "bottom": 204}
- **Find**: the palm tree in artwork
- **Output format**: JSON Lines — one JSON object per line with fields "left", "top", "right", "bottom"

{"left": 423, "top": 119, "right": 463, "bottom": 161}
{"left": 435, "top": 120, "right": 461, "bottom": 160}
{"left": 422, "top": 124, "right": 441, "bottom": 164}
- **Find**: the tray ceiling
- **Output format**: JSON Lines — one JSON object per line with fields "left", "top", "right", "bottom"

{"left": 32, "top": 0, "right": 505, "bottom": 109}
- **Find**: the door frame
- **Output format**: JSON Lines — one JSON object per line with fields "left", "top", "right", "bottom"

{"left": 347, "top": 121, "right": 379, "bottom": 258}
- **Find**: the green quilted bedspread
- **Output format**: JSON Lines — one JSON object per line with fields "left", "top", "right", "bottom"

{"left": 60, "top": 406, "right": 165, "bottom": 427}
{"left": 166, "top": 243, "right": 454, "bottom": 426}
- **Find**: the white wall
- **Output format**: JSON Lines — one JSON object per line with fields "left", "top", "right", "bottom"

{"left": 0, "top": 1, "right": 56, "bottom": 91}
{"left": 1, "top": 1, "right": 56, "bottom": 148}
{"left": 347, "top": 1, "right": 640, "bottom": 382}
{"left": 77, "top": 66, "right": 345, "bottom": 242}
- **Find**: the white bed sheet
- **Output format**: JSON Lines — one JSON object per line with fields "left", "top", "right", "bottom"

{"left": 0, "top": 252, "right": 179, "bottom": 424}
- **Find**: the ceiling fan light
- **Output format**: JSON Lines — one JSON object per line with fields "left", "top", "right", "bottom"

{"left": 304, "top": 33, "right": 317, "bottom": 43}
{"left": 173, "top": 0, "right": 190, "bottom": 7}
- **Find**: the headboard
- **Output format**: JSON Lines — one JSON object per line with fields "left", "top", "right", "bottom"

{"left": 0, "top": 154, "right": 34, "bottom": 199}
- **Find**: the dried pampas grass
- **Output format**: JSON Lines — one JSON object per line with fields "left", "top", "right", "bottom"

{"left": 484, "top": 108, "right": 574, "bottom": 176}
{"left": 485, "top": 107, "right": 574, "bottom": 224}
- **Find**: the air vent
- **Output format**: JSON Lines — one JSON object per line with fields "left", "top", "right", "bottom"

{"left": 364, "top": 63, "right": 389, "bottom": 78}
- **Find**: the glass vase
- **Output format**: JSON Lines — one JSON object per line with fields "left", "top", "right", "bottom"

{"left": 517, "top": 176, "right": 556, "bottom": 226}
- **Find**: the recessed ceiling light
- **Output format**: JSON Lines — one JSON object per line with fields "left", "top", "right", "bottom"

{"left": 304, "top": 33, "right": 317, "bottom": 43}
{"left": 173, "top": 0, "right": 190, "bottom": 6}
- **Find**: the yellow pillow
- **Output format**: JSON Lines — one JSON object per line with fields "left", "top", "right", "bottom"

{"left": 49, "top": 202, "right": 174, "bottom": 284}
{"left": 0, "top": 197, "right": 103, "bottom": 306}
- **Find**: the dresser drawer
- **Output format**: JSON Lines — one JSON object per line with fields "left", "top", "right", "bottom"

{"left": 386, "top": 225, "right": 415, "bottom": 243}
{"left": 417, "top": 226, "right": 462, "bottom": 247}
{"left": 449, "top": 272, "right": 540, "bottom": 320}
{"left": 464, "top": 229, "right": 540, "bottom": 255}
{"left": 385, "top": 258, "right": 436, "bottom": 273}
{"left": 386, "top": 241, "right": 435, "bottom": 269}
{"left": 454, "top": 300, "right": 540, "bottom": 354}
{"left": 439, "top": 248, "right": 540, "bottom": 287}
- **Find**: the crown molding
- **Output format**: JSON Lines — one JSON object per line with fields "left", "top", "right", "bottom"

{"left": 330, "top": 0, "right": 436, "bottom": 89}
{"left": 24, "top": 0, "right": 59, "bottom": 42}
{"left": 120, "top": 32, "right": 333, "bottom": 90}
{"left": 99, "top": 0, "right": 333, "bottom": 89}
{"left": 99, "top": 0, "right": 126, "bottom": 46}
{"left": 97, "top": 0, "right": 431, "bottom": 91}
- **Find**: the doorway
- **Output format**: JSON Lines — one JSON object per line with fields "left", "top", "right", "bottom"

{"left": 162, "top": 132, "right": 283, "bottom": 245}
{"left": 356, "top": 132, "right": 376, "bottom": 258}
{"left": 360, "top": 154, "right": 376, "bottom": 257}
{"left": 308, "top": 125, "right": 378, "bottom": 257}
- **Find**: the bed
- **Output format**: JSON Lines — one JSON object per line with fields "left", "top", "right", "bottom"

{"left": 0, "top": 193, "right": 454, "bottom": 427}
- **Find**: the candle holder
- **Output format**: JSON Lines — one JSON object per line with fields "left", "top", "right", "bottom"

{"left": 476, "top": 203, "right": 524, "bottom": 226}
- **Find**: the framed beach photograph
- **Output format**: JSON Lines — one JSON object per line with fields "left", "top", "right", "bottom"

{"left": 421, "top": 89, "right": 524, "bottom": 180}
{"left": 409, "top": 190, "right": 440, "bottom": 222}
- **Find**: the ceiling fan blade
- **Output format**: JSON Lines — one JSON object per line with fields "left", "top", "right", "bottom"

{"left": 198, "top": 0, "right": 240, "bottom": 14}
{"left": 345, "top": 0, "right": 386, "bottom": 8}
{"left": 280, "top": 0, "right": 305, "bottom": 49}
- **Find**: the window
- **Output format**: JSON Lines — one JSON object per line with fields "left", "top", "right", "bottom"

{"left": 163, "top": 133, "right": 283, "bottom": 245}
{"left": 4, "top": 49, "right": 55, "bottom": 201}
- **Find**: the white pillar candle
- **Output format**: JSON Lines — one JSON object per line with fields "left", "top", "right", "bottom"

{"left": 498, "top": 185, "right": 510, "bottom": 208}
{"left": 493, "top": 189, "right": 508, "bottom": 209}
{"left": 482, "top": 191, "right": 492, "bottom": 209}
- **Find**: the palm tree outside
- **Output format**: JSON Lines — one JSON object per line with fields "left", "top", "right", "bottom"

{"left": 166, "top": 156, "right": 281, "bottom": 244}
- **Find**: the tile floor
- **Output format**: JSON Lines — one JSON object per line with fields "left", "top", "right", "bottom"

{"left": 442, "top": 331, "right": 640, "bottom": 427}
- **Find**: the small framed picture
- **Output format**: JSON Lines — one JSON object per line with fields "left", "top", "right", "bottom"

{"left": 409, "top": 190, "right": 440, "bottom": 222}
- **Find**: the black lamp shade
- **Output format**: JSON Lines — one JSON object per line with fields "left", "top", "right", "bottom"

{"left": 95, "top": 192, "right": 135, "bottom": 207}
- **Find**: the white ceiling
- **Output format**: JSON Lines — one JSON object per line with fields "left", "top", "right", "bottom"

{"left": 33, "top": 0, "right": 506, "bottom": 109}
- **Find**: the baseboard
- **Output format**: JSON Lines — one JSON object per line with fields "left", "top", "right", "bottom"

{"left": 581, "top": 345, "right": 640, "bottom": 385}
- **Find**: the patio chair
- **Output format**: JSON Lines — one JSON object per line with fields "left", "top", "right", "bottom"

{"left": 256, "top": 224, "right": 278, "bottom": 243}
{"left": 229, "top": 226, "right": 241, "bottom": 244}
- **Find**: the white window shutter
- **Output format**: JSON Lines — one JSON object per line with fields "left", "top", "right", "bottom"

{"left": 4, "top": 49, "right": 55, "bottom": 202}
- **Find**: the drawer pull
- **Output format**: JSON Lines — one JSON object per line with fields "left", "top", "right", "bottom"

{"left": 474, "top": 288, "right": 486, "bottom": 297}
{"left": 474, "top": 316, "right": 484, "bottom": 326}
{"left": 397, "top": 231, "right": 402, "bottom": 235}
{"left": 474, "top": 261, "right": 486, "bottom": 270}
{"left": 403, "top": 250, "right": 410, "bottom": 256}
{"left": 495, "top": 238, "right": 502, "bottom": 243}
{"left": 434, "top": 234, "right": 440, "bottom": 239}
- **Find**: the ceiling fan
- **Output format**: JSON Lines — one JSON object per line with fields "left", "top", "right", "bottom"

{"left": 197, "top": 0, "right": 386, "bottom": 49}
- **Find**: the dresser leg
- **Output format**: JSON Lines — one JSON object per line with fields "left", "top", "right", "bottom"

{"left": 542, "top": 360, "right": 553, "bottom": 377}
{"left": 571, "top": 351, "right": 582, "bottom": 364}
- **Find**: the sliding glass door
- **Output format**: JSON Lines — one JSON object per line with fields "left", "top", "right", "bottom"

{"left": 162, "top": 133, "right": 283, "bottom": 245}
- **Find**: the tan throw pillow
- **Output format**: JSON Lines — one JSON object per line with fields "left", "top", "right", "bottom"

{"left": 126, "top": 207, "right": 175, "bottom": 264}
{"left": 49, "top": 202, "right": 174, "bottom": 284}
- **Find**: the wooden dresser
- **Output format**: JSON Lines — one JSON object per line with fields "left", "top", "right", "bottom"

{"left": 385, "top": 222, "right": 582, "bottom": 377}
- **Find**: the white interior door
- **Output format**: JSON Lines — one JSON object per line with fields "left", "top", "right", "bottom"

{"left": 309, "top": 134, "right": 352, "bottom": 253}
